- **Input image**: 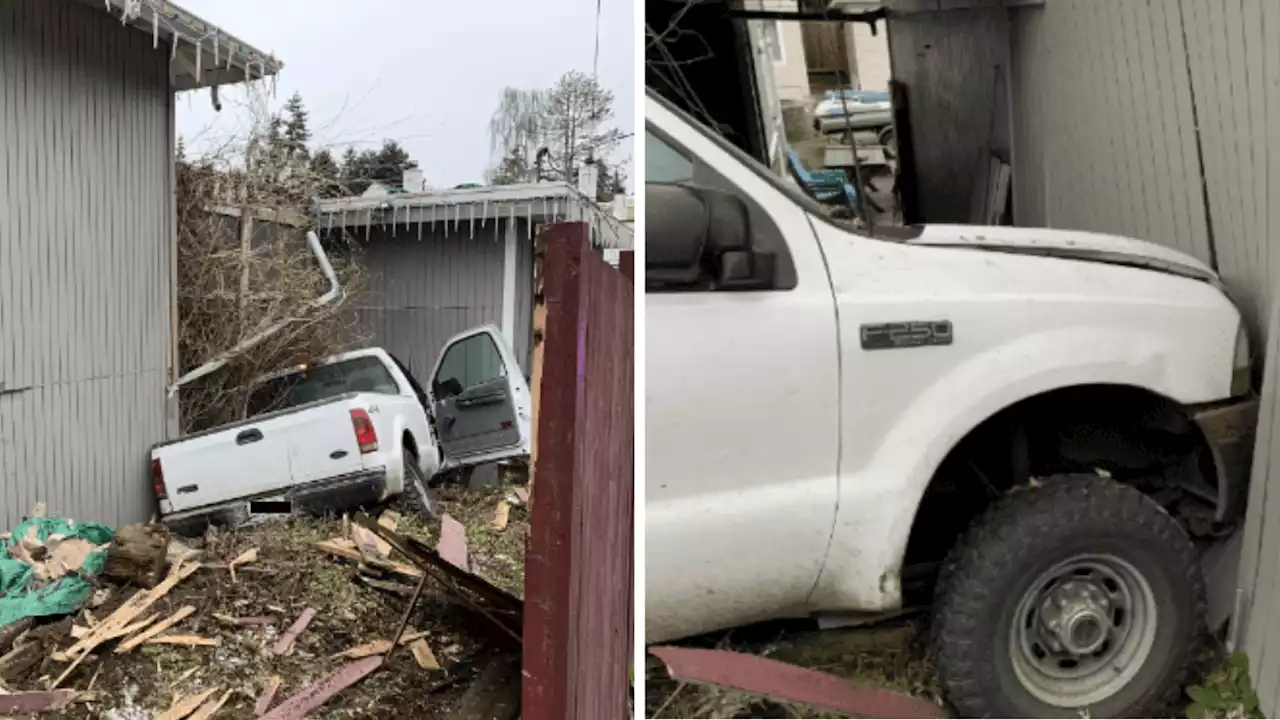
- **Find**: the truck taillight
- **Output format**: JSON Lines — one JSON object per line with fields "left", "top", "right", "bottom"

{"left": 350, "top": 409, "right": 379, "bottom": 453}
{"left": 151, "top": 458, "right": 167, "bottom": 500}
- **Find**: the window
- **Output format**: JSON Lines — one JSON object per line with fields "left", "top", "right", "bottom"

{"left": 245, "top": 356, "right": 399, "bottom": 418}
{"left": 647, "top": 130, "right": 695, "bottom": 185}
{"left": 388, "top": 353, "right": 430, "bottom": 409}
{"left": 433, "top": 332, "right": 506, "bottom": 401}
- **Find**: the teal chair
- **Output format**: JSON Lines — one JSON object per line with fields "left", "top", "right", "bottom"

{"left": 785, "top": 148, "right": 883, "bottom": 215}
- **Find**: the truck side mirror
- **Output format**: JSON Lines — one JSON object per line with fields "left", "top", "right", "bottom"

{"left": 645, "top": 182, "right": 774, "bottom": 291}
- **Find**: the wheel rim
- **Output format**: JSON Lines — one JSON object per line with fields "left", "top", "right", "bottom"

{"left": 1008, "top": 553, "right": 1158, "bottom": 708}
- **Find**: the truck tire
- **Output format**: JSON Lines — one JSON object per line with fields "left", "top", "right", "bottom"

{"left": 401, "top": 450, "right": 439, "bottom": 519}
{"left": 931, "top": 475, "right": 1205, "bottom": 718}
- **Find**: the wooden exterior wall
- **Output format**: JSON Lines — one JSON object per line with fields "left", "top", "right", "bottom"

{"left": 0, "top": 0, "right": 175, "bottom": 528}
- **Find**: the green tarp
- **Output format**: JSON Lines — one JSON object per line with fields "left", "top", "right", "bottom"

{"left": 0, "top": 517, "right": 113, "bottom": 627}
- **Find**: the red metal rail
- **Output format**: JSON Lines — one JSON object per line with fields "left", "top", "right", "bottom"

{"left": 522, "top": 224, "right": 635, "bottom": 720}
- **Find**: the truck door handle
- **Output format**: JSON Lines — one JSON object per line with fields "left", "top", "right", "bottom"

{"left": 457, "top": 393, "right": 502, "bottom": 408}
{"left": 236, "top": 429, "right": 264, "bottom": 445}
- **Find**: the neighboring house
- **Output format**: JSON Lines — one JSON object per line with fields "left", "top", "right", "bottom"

{"left": 749, "top": 0, "right": 813, "bottom": 102}
{"left": 313, "top": 180, "right": 627, "bottom": 381}
{"left": 0, "top": 0, "right": 278, "bottom": 528}
{"left": 828, "top": 0, "right": 891, "bottom": 91}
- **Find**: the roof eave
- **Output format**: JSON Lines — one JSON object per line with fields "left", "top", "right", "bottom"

{"left": 84, "top": 0, "right": 281, "bottom": 90}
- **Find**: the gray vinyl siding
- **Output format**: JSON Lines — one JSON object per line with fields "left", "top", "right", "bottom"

{"left": 347, "top": 221, "right": 513, "bottom": 384}
{"left": 0, "top": 0, "right": 174, "bottom": 529}
{"left": 1005, "top": 0, "right": 1280, "bottom": 341}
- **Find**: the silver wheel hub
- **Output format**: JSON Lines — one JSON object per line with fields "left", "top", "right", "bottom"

{"left": 1009, "top": 554, "right": 1158, "bottom": 708}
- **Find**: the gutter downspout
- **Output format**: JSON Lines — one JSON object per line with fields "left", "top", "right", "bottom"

{"left": 167, "top": 230, "right": 342, "bottom": 395}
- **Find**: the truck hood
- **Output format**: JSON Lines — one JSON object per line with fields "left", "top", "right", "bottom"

{"left": 907, "top": 225, "right": 1218, "bottom": 283}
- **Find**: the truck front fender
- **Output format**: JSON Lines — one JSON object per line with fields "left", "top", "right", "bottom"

{"left": 809, "top": 324, "right": 1233, "bottom": 613}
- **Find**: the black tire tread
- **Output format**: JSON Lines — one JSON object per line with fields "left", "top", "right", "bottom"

{"left": 931, "top": 474, "right": 1206, "bottom": 718}
{"left": 399, "top": 451, "right": 437, "bottom": 519}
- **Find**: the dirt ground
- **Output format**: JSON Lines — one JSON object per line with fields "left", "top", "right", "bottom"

{"left": 0, "top": 483, "right": 529, "bottom": 719}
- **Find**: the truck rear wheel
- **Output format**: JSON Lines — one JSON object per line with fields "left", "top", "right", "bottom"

{"left": 401, "top": 450, "right": 438, "bottom": 519}
{"left": 931, "top": 475, "right": 1205, "bottom": 718}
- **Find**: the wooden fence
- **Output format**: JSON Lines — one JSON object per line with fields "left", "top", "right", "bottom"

{"left": 522, "top": 222, "right": 635, "bottom": 720}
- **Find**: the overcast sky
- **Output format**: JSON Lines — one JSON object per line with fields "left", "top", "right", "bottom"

{"left": 175, "top": 0, "right": 635, "bottom": 189}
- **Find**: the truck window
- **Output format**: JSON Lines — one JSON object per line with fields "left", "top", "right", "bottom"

{"left": 245, "top": 356, "right": 399, "bottom": 418}
{"left": 648, "top": 131, "right": 694, "bottom": 183}
{"left": 434, "top": 332, "right": 506, "bottom": 400}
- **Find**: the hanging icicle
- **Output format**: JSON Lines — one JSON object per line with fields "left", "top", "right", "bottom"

{"left": 430, "top": 204, "right": 436, "bottom": 231}
{"left": 482, "top": 199, "right": 489, "bottom": 228}
{"left": 213, "top": 31, "right": 219, "bottom": 67}
{"left": 194, "top": 39, "right": 202, "bottom": 78}
{"left": 527, "top": 202, "right": 533, "bottom": 240}
{"left": 469, "top": 204, "right": 475, "bottom": 239}
{"left": 417, "top": 214, "right": 423, "bottom": 241}
{"left": 453, "top": 204, "right": 459, "bottom": 234}
{"left": 553, "top": 199, "right": 559, "bottom": 221}
{"left": 152, "top": 6, "right": 159, "bottom": 48}
{"left": 365, "top": 209, "right": 373, "bottom": 242}
{"left": 171, "top": 31, "right": 180, "bottom": 59}
{"left": 390, "top": 205, "right": 397, "bottom": 236}
{"left": 326, "top": 212, "right": 333, "bottom": 232}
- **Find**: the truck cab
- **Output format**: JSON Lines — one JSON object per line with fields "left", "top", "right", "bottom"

{"left": 645, "top": 89, "right": 1257, "bottom": 718}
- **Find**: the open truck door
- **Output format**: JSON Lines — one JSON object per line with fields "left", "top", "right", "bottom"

{"left": 428, "top": 324, "right": 532, "bottom": 470}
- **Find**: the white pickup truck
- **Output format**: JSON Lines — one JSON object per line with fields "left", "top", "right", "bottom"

{"left": 152, "top": 325, "right": 532, "bottom": 535}
{"left": 646, "top": 90, "right": 1259, "bottom": 718}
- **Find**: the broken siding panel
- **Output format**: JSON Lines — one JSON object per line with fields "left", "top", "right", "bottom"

{"left": 0, "top": 0, "right": 171, "bottom": 528}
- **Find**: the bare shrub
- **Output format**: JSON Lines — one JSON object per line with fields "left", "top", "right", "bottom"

{"left": 175, "top": 103, "right": 367, "bottom": 433}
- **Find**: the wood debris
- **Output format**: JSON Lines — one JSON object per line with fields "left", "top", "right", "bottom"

{"left": 272, "top": 607, "right": 316, "bottom": 656}
{"left": 169, "top": 667, "right": 197, "bottom": 689}
{"left": 145, "top": 635, "right": 219, "bottom": 648}
{"left": 409, "top": 639, "right": 440, "bottom": 670}
{"left": 228, "top": 547, "right": 259, "bottom": 583}
{"left": 116, "top": 605, "right": 196, "bottom": 653}
{"left": 438, "top": 514, "right": 469, "bottom": 572}
{"left": 213, "top": 614, "right": 276, "bottom": 627}
{"left": 331, "top": 631, "right": 430, "bottom": 660}
{"left": 51, "top": 560, "right": 199, "bottom": 688}
{"left": 43, "top": 538, "right": 97, "bottom": 580}
{"left": 492, "top": 501, "right": 511, "bottom": 531}
{"left": 314, "top": 539, "right": 421, "bottom": 579}
{"left": 513, "top": 487, "right": 530, "bottom": 504}
{"left": 0, "top": 689, "right": 77, "bottom": 714}
{"left": 255, "top": 676, "right": 282, "bottom": 716}
{"left": 377, "top": 511, "right": 400, "bottom": 532}
{"left": 188, "top": 688, "right": 233, "bottom": 720}
{"left": 157, "top": 688, "right": 217, "bottom": 720}
{"left": 351, "top": 525, "right": 390, "bottom": 558}
{"left": 259, "top": 656, "right": 383, "bottom": 720}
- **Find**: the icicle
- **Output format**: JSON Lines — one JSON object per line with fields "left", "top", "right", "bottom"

{"left": 171, "top": 32, "right": 180, "bottom": 60}
{"left": 390, "top": 206, "right": 397, "bottom": 236}
{"left": 542, "top": 197, "right": 548, "bottom": 219}
{"left": 527, "top": 202, "right": 534, "bottom": 240}
{"left": 365, "top": 210, "right": 372, "bottom": 242}
{"left": 469, "top": 204, "right": 475, "bottom": 239}
{"left": 404, "top": 203, "right": 410, "bottom": 231}
{"left": 195, "top": 40, "right": 202, "bottom": 79}
{"left": 417, "top": 215, "right": 423, "bottom": 241}
{"left": 430, "top": 204, "right": 436, "bottom": 230}
{"left": 213, "top": 31, "right": 219, "bottom": 67}
{"left": 482, "top": 199, "right": 488, "bottom": 228}
{"left": 326, "top": 212, "right": 333, "bottom": 232}
{"left": 553, "top": 199, "right": 559, "bottom": 220}
{"left": 152, "top": 7, "right": 159, "bottom": 48}
{"left": 453, "top": 204, "right": 459, "bottom": 233}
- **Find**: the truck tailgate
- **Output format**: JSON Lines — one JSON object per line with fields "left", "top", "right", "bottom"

{"left": 154, "top": 395, "right": 357, "bottom": 514}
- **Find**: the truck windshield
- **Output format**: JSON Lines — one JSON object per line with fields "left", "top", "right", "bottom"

{"left": 245, "top": 356, "right": 399, "bottom": 418}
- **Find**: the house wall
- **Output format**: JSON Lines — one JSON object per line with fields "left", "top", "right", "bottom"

{"left": 0, "top": 0, "right": 174, "bottom": 529}
{"left": 347, "top": 219, "right": 534, "bottom": 385}
{"left": 850, "top": 21, "right": 891, "bottom": 91}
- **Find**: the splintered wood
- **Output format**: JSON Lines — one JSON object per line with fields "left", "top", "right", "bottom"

{"left": 313, "top": 539, "right": 421, "bottom": 579}
{"left": 255, "top": 676, "right": 283, "bottom": 716}
{"left": 259, "top": 656, "right": 383, "bottom": 720}
{"left": 227, "top": 547, "right": 259, "bottom": 583}
{"left": 116, "top": 606, "right": 196, "bottom": 653}
{"left": 158, "top": 688, "right": 217, "bottom": 720}
{"left": 330, "top": 631, "right": 430, "bottom": 660}
{"left": 492, "top": 501, "right": 511, "bottom": 531}
{"left": 51, "top": 560, "right": 200, "bottom": 688}
{"left": 409, "top": 639, "right": 440, "bottom": 670}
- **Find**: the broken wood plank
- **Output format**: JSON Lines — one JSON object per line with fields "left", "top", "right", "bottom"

{"left": 157, "top": 688, "right": 217, "bottom": 720}
{"left": 213, "top": 614, "right": 276, "bottom": 627}
{"left": 352, "top": 525, "right": 390, "bottom": 558}
{"left": 272, "top": 608, "right": 316, "bottom": 656}
{"left": 58, "top": 561, "right": 199, "bottom": 662}
{"left": 514, "top": 487, "right": 530, "bottom": 504}
{"left": 650, "top": 646, "right": 945, "bottom": 719}
{"left": 103, "top": 613, "right": 159, "bottom": 642}
{"left": 188, "top": 688, "right": 233, "bottom": 720}
{"left": 492, "top": 501, "right": 510, "bottom": 531}
{"left": 145, "top": 635, "right": 219, "bottom": 648}
{"left": 255, "top": 676, "right": 282, "bottom": 716}
{"left": 438, "top": 514, "right": 469, "bottom": 571}
{"left": 228, "top": 547, "right": 259, "bottom": 583}
{"left": 0, "top": 689, "right": 77, "bottom": 714}
{"left": 313, "top": 540, "right": 422, "bottom": 579}
{"left": 259, "top": 656, "right": 383, "bottom": 720}
{"left": 409, "top": 639, "right": 440, "bottom": 670}
{"left": 378, "top": 511, "right": 400, "bottom": 533}
{"left": 116, "top": 605, "right": 196, "bottom": 653}
{"left": 169, "top": 667, "right": 197, "bottom": 689}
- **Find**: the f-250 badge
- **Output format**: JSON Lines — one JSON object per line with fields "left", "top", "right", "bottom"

{"left": 860, "top": 320, "right": 953, "bottom": 350}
